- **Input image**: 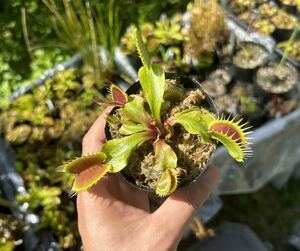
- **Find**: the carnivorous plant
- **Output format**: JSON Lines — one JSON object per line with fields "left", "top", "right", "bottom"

{"left": 62, "top": 29, "right": 252, "bottom": 197}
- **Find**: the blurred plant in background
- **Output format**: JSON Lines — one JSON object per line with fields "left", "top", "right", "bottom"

{"left": 42, "top": 0, "right": 122, "bottom": 87}
{"left": 0, "top": 0, "right": 189, "bottom": 110}
{"left": 121, "top": 15, "right": 184, "bottom": 55}
{"left": 183, "top": 0, "right": 227, "bottom": 67}
{"left": 0, "top": 67, "right": 105, "bottom": 249}
{"left": 0, "top": 212, "right": 24, "bottom": 251}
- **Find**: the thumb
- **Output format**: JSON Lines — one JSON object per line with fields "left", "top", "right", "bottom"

{"left": 153, "top": 165, "right": 220, "bottom": 237}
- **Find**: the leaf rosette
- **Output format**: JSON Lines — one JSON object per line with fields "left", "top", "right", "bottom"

{"left": 61, "top": 28, "right": 252, "bottom": 197}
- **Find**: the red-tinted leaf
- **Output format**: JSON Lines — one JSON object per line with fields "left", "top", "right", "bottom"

{"left": 72, "top": 164, "right": 110, "bottom": 192}
{"left": 110, "top": 84, "right": 128, "bottom": 105}
{"left": 63, "top": 153, "right": 106, "bottom": 174}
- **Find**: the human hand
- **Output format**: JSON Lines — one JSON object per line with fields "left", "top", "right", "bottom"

{"left": 77, "top": 108, "right": 220, "bottom": 251}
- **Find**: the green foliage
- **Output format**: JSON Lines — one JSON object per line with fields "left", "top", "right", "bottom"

{"left": 0, "top": 213, "right": 24, "bottom": 249}
{"left": 0, "top": 0, "right": 190, "bottom": 111}
{"left": 16, "top": 186, "right": 61, "bottom": 210}
{"left": 0, "top": 49, "right": 67, "bottom": 110}
{"left": 63, "top": 30, "right": 252, "bottom": 197}
{"left": 121, "top": 14, "right": 184, "bottom": 55}
{"left": 41, "top": 0, "right": 122, "bottom": 86}
{"left": 16, "top": 186, "right": 76, "bottom": 247}
{"left": 0, "top": 67, "right": 105, "bottom": 249}
{"left": 120, "top": 96, "right": 152, "bottom": 125}
{"left": 0, "top": 242, "right": 14, "bottom": 251}
{"left": 184, "top": 0, "right": 226, "bottom": 65}
{"left": 0, "top": 0, "right": 56, "bottom": 77}
{"left": 279, "top": 25, "right": 300, "bottom": 65}
{"left": 138, "top": 65, "right": 165, "bottom": 122}
{"left": 121, "top": 0, "right": 226, "bottom": 70}
{"left": 136, "top": 29, "right": 166, "bottom": 122}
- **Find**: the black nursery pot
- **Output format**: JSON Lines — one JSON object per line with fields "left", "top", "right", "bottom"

{"left": 273, "top": 27, "right": 299, "bottom": 42}
{"left": 253, "top": 61, "right": 299, "bottom": 99}
{"left": 279, "top": 1, "right": 297, "bottom": 14}
{"left": 105, "top": 73, "right": 218, "bottom": 193}
{"left": 238, "top": 97, "right": 267, "bottom": 128}
{"left": 230, "top": 64, "right": 253, "bottom": 83}
{"left": 231, "top": 41, "right": 270, "bottom": 83}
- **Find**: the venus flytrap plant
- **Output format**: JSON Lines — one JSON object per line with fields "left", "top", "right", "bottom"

{"left": 62, "top": 29, "right": 252, "bottom": 197}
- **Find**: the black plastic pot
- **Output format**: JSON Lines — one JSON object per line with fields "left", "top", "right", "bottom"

{"left": 231, "top": 41, "right": 270, "bottom": 83}
{"left": 209, "top": 68, "right": 233, "bottom": 86}
{"left": 254, "top": 61, "right": 299, "bottom": 99}
{"left": 105, "top": 73, "right": 218, "bottom": 193}
{"left": 237, "top": 96, "right": 267, "bottom": 128}
{"left": 273, "top": 27, "right": 299, "bottom": 42}
{"left": 278, "top": 1, "right": 297, "bottom": 14}
{"left": 231, "top": 64, "right": 254, "bottom": 83}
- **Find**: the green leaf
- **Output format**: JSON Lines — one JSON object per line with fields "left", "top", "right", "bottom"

{"left": 120, "top": 95, "right": 152, "bottom": 125}
{"left": 156, "top": 169, "right": 178, "bottom": 197}
{"left": 209, "top": 131, "right": 244, "bottom": 162}
{"left": 101, "top": 131, "right": 153, "bottom": 172}
{"left": 154, "top": 140, "right": 177, "bottom": 170}
{"left": 119, "top": 121, "right": 148, "bottom": 135}
{"left": 135, "top": 28, "right": 151, "bottom": 69}
{"left": 138, "top": 64, "right": 165, "bottom": 122}
{"left": 166, "top": 109, "right": 215, "bottom": 141}
{"left": 0, "top": 241, "right": 15, "bottom": 251}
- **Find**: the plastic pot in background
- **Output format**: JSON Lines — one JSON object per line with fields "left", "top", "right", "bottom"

{"left": 214, "top": 94, "right": 239, "bottom": 117}
{"left": 237, "top": 96, "right": 267, "bottom": 128}
{"left": 208, "top": 68, "right": 233, "bottom": 86}
{"left": 278, "top": 0, "right": 297, "bottom": 14}
{"left": 254, "top": 61, "right": 299, "bottom": 98}
{"left": 105, "top": 73, "right": 218, "bottom": 193}
{"left": 273, "top": 27, "right": 299, "bottom": 42}
{"left": 202, "top": 79, "right": 227, "bottom": 98}
{"left": 231, "top": 41, "right": 270, "bottom": 83}
{"left": 271, "top": 11, "right": 299, "bottom": 42}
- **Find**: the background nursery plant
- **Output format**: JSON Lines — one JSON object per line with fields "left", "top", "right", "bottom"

{"left": 63, "top": 30, "right": 252, "bottom": 197}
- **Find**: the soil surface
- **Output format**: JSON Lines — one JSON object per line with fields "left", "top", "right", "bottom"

{"left": 256, "top": 64, "right": 298, "bottom": 94}
{"left": 233, "top": 43, "right": 268, "bottom": 69}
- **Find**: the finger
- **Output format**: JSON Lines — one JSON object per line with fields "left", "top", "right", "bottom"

{"left": 82, "top": 106, "right": 113, "bottom": 155}
{"left": 153, "top": 165, "right": 220, "bottom": 235}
